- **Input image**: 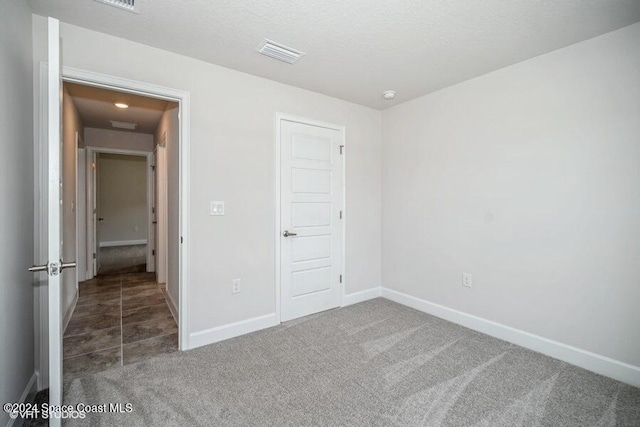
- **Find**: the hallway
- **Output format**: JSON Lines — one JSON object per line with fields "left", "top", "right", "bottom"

{"left": 63, "top": 272, "right": 178, "bottom": 380}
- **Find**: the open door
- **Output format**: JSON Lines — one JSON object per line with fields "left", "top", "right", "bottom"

{"left": 29, "top": 18, "right": 75, "bottom": 426}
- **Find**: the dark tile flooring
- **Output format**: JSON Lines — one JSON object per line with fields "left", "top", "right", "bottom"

{"left": 63, "top": 272, "right": 178, "bottom": 380}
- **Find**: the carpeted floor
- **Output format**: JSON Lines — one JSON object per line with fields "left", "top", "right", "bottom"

{"left": 98, "top": 244, "right": 147, "bottom": 275}
{"left": 62, "top": 298, "right": 640, "bottom": 426}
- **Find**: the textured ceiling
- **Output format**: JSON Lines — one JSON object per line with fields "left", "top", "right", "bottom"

{"left": 31, "top": 0, "right": 640, "bottom": 109}
{"left": 65, "top": 82, "right": 168, "bottom": 133}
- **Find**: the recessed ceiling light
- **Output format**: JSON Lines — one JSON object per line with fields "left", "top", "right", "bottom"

{"left": 383, "top": 90, "right": 396, "bottom": 100}
{"left": 114, "top": 102, "right": 129, "bottom": 109}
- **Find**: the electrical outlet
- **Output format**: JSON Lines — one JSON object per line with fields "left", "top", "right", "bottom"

{"left": 462, "top": 273, "right": 473, "bottom": 288}
{"left": 232, "top": 278, "right": 241, "bottom": 294}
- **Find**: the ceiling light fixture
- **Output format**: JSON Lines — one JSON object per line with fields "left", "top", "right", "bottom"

{"left": 383, "top": 90, "right": 396, "bottom": 100}
{"left": 114, "top": 102, "right": 129, "bottom": 109}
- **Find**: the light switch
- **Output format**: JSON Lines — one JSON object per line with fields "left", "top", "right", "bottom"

{"left": 210, "top": 201, "right": 225, "bottom": 216}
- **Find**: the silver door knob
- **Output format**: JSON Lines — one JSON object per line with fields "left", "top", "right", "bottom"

{"left": 60, "top": 261, "right": 77, "bottom": 271}
{"left": 29, "top": 264, "right": 48, "bottom": 273}
{"left": 282, "top": 230, "right": 297, "bottom": 237}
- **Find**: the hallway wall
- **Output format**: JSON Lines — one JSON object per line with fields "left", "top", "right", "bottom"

{"left": 62, "top": 86, "right": 84, "bottom": 323}
{"left": 0, "top": 1, "right": 35, "bottom": 423}
{"left": 85, "top": 127, "right": 154, "bottom": 152}
{"left": 154, "top": 104, "right": 180, "bottom": 310}
{"left": 97, "top": 153, "right": 148, "bottom": 245}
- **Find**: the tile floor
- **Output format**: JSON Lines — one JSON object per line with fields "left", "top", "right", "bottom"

{"left": 63, "top": 272, "right": 178, "bottom": 380}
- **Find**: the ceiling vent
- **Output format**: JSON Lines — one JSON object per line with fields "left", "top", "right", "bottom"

{"left": 110, "top": 120, "right": 138, "bottom": 130}
{"left": 257, "top": 39, "right": 305, "bottom": 64}
{"left": 93, "top": 0, "right": 139, "bottom": 14}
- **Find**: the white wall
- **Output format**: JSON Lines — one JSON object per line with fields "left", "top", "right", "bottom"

{"left": 33, "top": 16, "right": 382, "bottom": 337}
{"left": 62, "top": 86, "right": 83, "bottom": 319}
{"left": 97, "top": 153, "right": 148, "bottom": 244}
{"left": 0, "top": 1, "right": 35, "bottom": 423}
{"left": 155, "top": 103, "right": 180, "bottom": 307}
{"left": 85, "top": 127, "right": 154, "bottom": 152}
{"left": 382, "top": 23, "right": 640, "bottom": 367}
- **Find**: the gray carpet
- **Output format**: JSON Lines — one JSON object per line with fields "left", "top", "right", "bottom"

{"left": 98, "top": 244, "right": 147, "bottom": 275}
{"left": 63, "top": 299, "right": 640, "bottom": 426}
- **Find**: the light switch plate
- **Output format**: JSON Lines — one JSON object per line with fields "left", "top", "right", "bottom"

{"left": 210, "top": 201, "right": 225, "bottom": 216}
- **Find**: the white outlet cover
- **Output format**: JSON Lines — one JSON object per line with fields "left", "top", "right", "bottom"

{"left": 462, "top": 273, "right": 473, "bottom": 288}
{"left": 210, "top": 201, "right": 225, "bottom": 216}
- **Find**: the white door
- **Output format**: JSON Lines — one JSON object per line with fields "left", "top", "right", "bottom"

{"left": 29, "top": 18, "right": 73, "bottom": 426}
{"left": 280, "top": 118, "right": 344, "bottom": 322}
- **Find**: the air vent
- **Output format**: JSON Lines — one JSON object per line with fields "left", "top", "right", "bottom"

{"left": 257, "top": 39, "right": 305, "bottom": 64}
{"left": 110, "top": 120, "right": 138, "bottom": 130}
{"left": 94, "top": 0, "right": 139, "bottom": 13}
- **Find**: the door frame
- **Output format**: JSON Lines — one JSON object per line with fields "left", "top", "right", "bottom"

{"left": 86, "top": 147, "right": 154, "bottom": 277}
{"left": 274, "top": 113, "right": 347, "bottom": 323}
{"left": 34, "top": 66, "right": 192, "bottom": 389}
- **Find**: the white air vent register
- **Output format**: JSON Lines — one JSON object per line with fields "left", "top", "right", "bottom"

{"left": 93, "top": 0, "right": 139, "bottom": 13}
{"left": 258, "top": 39, "right": 305, "bottom": 64}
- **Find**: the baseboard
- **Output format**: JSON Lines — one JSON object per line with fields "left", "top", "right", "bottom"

{"left": 189, "top": 313, "right": 278, "bottom": 350}
{"left": 343, "top": 287, "right": 381, "bottom": 307}
{"left": 99, "top": 239, "right": 147, "bottom": 248}
{"left": 381, "top": 287, "right": 640, "bottom": 388}
{"left": 162, "top": 286, "right": 178, "bottom": 324}
{"left": 6, "top": 372, "right": 37, "bottom": 427}
{"left": 63, "top": 290, "right": 78, "bottom": 334}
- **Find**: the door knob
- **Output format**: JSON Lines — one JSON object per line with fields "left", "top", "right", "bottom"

{"left": 28, "top": 260, "right": 75, "bottom": 275}
{"left": 60, "top": 261, "right": 77, "bottom": 271}
{"left": 29, "top": 264, "right": 48, "bottom": 273}
{"left": 98, "top": 217, "right": 105, "bottom": 221}
{"left": 282, "top": 230, "right": 297, "bottom": 237}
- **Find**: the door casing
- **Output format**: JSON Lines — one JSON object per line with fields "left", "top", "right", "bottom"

{"left": 274, "top": 113, "right": 347, "bottom": 323}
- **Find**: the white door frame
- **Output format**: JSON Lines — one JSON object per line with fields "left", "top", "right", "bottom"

{"left": 274, "top": 113, "right": 347, "bottom": 323}
{"left": 86, "top": 147, "right": 154, "bottom": 276}
{"left": 155, "top": 134, "right": 168, "bottom": 284}
{"left": 35, "top": 67, "right": 192, "bottom": 389}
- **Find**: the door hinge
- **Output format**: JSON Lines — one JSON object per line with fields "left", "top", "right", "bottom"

{"left": 181, "top": 237, "right": 184, "bottom": 244}
{"left": 151, "top": 165, "right": 156, "bottom": 171}
{"left": 339, "top": 274, "right": 342, "bottom": 284}
{"left": 339, "top": 145, "right": 344, "bottom": 155}
{"left": 152, "top": 249, "right": 155, "bottom": 256}
{"left": 339, "top": 210, "right": 343, "bottom": 219}
{"left": 92, "top": 253, "right": 96, "bottom": 259}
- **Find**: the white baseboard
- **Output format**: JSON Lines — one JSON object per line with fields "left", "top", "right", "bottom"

{"left": 189, "top": 313, "right": 278, "bottom": 350}
{"left": 99, "top": 239, "right": 147, "bottom": 248}
{"left": 381, "top": 287, "right": 640, "bottom": 388}
{"left": 6, "top": 372, "right": 37, "bottom": 427}
{"left": 63, "top": 290, "right": 78, "bottom": 334}
{"left": 162, "top": 285, "right": 178, "bottom": 324}
{"left": 343, "top": 287, "right": 381, "bottom": 307}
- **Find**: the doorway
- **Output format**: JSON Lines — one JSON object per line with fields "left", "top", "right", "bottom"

{"left": 95, "top": 152, "right": 150, "bottom": 275}
{"left": 60, "top": 82, "right": 180, "bottom": 379}
{"left": 276, "top": 115, "right": 346, "bottom": 322}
